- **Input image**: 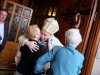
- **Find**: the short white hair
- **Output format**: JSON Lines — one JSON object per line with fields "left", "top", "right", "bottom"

{"left": 65, "top": 28, "right": 82, "bottom": 48}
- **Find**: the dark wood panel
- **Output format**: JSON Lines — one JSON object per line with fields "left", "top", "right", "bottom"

{"left": 55, "top": 0, "right": 99, "bottom": 75}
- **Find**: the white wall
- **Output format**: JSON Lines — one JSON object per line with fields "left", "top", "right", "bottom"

{"left": 91, "top": 41, "right": 100, "bottom": 75}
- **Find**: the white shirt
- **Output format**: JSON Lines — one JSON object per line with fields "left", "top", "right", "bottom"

{"left": 0, "top": 23, "right": 4, "bottom": 45}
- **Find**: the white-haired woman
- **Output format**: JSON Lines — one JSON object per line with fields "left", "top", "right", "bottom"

{"left": 34, "top": 28, "right": 84, "bottom": 75}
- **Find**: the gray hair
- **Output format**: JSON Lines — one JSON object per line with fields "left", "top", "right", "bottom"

{"left": 65, "top": 28, "right": 82, "bottom": 48}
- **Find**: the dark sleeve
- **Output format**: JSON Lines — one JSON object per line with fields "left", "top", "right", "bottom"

{"left": 4, "top": 21, "right": 9, "bottom": 38}
{"left": 37, "top": 45, "right": 48, "bottom": 57}
{"left": 1, "top": 22, "right": 9, "bottom": 50}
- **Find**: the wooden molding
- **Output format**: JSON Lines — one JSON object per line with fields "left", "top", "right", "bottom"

{"left": 81, "top": 0, "right": 100, "bottom": 74}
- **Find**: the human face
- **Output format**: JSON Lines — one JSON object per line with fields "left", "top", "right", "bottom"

{"left": 40, "top": 30, "right": 51, "bottom": 42}
{"left": 0, "top": 11, "right": 8, "bottom": 23}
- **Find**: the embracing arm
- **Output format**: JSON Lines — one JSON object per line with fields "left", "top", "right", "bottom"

{"left": 18, "top": 35, "right": 39, "bottom": 52}
{"left": 34, "top": 51, "right": 53, "bottom": 73}
{"left": 34, "top": 46, "right": 61, "bottom": 73}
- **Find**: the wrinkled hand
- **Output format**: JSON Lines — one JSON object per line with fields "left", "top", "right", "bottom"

{"left": 26, "top": 41, "right": 39, "bottom": 52}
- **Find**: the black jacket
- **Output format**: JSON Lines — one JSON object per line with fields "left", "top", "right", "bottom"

{"left": 17, "top": 39, "right": 48, "bottom": 75}
{"left": 0, "top": 21, "right": 9, "bottom": 51}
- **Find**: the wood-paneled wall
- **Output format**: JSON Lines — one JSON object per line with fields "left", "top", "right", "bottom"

{"left": 55, "top": 0, "right": 97, "bottom": 53}
{"left": 81, "top": 1, "right": 100, "bottom": 74}
{"left": 55, "top": 0, "right": 99, "bottom": 75}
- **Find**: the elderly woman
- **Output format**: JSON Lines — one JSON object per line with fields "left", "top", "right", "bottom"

{"left": 34, "top": 28, "right": 84, "bottom": 75}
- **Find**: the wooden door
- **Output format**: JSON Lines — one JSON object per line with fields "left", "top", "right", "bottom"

{"left": 0, "top": 1, "right": 33, "bottom": 69}
{"left": 55, "top": 0, "right": 98, "bottom": 75}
